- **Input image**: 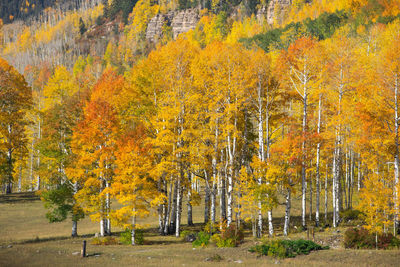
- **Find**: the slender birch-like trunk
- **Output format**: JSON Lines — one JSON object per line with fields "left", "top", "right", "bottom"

{"left": 187, "top": 173, "right": 193, "bottom": 226}
{"left": 131, "top": 210, "right": 136, "bottom": 245}
{"left": 105, "top": 180, "right": 111, "bottom": 235}
{"left": 325, "top": 164, "right": 328, "bottom": 224}
{"left": 18, "top": 165, "right": 22, "bottom": 192}
{"left": 283, "top": 188, "right": 291, "bottom": 236}
{"left": 211, "top": 179, "right": 216, "bottom": 226}
{"left": 257, "top": 80, "right": 264, "bottom": 237}
{"left": 175, "top": 179, "right": 181, "bottom": 237}
{"left": 332, "top": 150, "right": 336, "bottom": 227}
{"left": 204, "top": 175, "right": 210, "bottom": 224}
{"left": 164, "top": 182, "right": 172, "bottom": 235}
{"left": 227, "top": 134, "right": 235, "bottom": 226}
{"left": 170, "top": 181, "right": 177, "bottom": 234}
{"left": 35, "top": 116, "right": 41, "bottom": 191}
{"left": 301, "top": 88, "right": 308, "bottom": 228}
{"left": 72, "top": 182, "right": 79, "bottom": 237}
{"left": 358, "top": 159, "right": 361, "bottom": 192}
{"left": 220, "top": 151, "right": 227, "bottom": 224}
{"left": 393, "top": 74, "right": 399, "bottom": 234}
{"left": 309, "top": 173, "right": 313, "bottom": 221}
{"left": 315, "top": 96, "right": 321, "bottom": 226}
{"left": 266, "top": 106, "right": 274, "bottom": 236}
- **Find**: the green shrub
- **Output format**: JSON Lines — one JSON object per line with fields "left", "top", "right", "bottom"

{"left": 180, "top": 230, "right": 196, "bottom": 242}
{"left": 120, "top": 229, "right": 144, "bottom": 245}
{"left": 203, "top": 221, "right": 219, "bottom": 235}
{"left": 341, "top": 209, "right": 362, "bottom": 221}
{"left": 341, "top": 209, "right": 364, "bottom": 225}
{"left": 344, "top": 227, "right": 400, "bottom": 249}
{"left": 209, "top": 223, "right": 244, "bottom": 247}
{"left": 211, "top": 234, "right": 235, "bottom": 247}
{"left": 91, "top": 236, "right": 119, "bottom": 245}
{"left": 220, "top": 224, "right": 244, "bottom": 246}
{"left": 267, "top": 241, "right": 288, "bottom": 259}
{"left": 192, "top": 231, "right": 210, "bottom": 248}
{"left": 209, "top": 253, "right": 224, "bottom": 262}
{"left": 249, "top": 239, "right": 328, "bottom": 258}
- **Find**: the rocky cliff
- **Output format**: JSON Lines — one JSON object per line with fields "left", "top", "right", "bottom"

{"left": 145, "top": 2, "right": 293, "bottom": 42}
{"left": 146, "top": 9, "right": 200, "bottom": 42}
{"left": 266, "top": 0, "right": 292, "bottom": 25}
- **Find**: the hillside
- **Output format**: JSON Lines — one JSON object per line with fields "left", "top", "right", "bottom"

{"left": 0, "top": 0, "right": 89, "bottom": 24}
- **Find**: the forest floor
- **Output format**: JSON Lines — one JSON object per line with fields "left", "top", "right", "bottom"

{"left": 0, "top": 192, "right": 399, "bottom": 267}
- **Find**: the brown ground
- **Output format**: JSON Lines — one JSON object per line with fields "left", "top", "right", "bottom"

{"left": 0, "top": 192, "right": 398, "bottom": 267}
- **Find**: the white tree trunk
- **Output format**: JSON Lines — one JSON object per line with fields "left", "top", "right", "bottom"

{"left": 164, "top": 182, "right": 172, "bottom": 235}
{"left": 18, "top": 166, "right": 22, "bottom": 192}
{"left": 268, "top": 210, "right": 273, "bottom": 236}
{"left": 394, "top": 74, "right": 399, "bottom": 234}
{"left": 105, "top": 181, "right": 111, "bottom": 235}
{"left": 187, "top": 173, "right": 193, "bottom": 226}
{"left": 72, "top": 220, "right": 78, "bottom": 237}
{"left": 257, "top": 87, "right": 264, "bottom": 237}
{"left": 283, "top": 188, "right": 291, "bottom": 236}
{"left": 316, "top": 96, "right": 321, "bottom": 226}
{"left": 301, "top": 93, "right": 307, "bottom": 228}
{"left": 131, "top": 211, "right": 136, "bottom": 245}
{"left": 325, "top": 164, "right": 328, "bottom": 224}
{"left": 175, "top": 179, "right": 181, "bottom": 237}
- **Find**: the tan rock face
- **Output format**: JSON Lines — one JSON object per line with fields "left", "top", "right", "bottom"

{"left": 146, "top": 9, "right": 199, "bottom": 42}
{"left": 145, "top": 13, "right": 171, "bottom": 43}
{"left": 267, "top": 0, "right": 292, "bottom": 25}
{"left": 171, "top": 9, "right": 200, "bottom": 39}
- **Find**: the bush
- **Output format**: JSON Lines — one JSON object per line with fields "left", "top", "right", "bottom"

{"left": 91, "top": 236, "right": 119, "bottom": 245}
{"left": 249, "top": 239, "right": 328, "bottom": 259}
{"left": 210, "top": 223, "right": 244, "bottom": 247}
{"left": 204, "top": 221, "right": 219, "bottom": 235}
{"left": 341, "top": 209, "right": 364, "bottom": 225}
{"left": 221, "top": 224, "right": 244, "bottom": 245}
{"left": 344, "top": 227, "right": 400, "bottom": 249}
{"left": 120, "top": 229, "right": 144, "bottom": 245}
{"left": 211, "top": 234, "right": 235, "bottom": 247}
{"left": 180, "top": 230, "right": 197, "bottom": 242}
{"left": 192, "top": 231, "right": 210, "bottom": 248}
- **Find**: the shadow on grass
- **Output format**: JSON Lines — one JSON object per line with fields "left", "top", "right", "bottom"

{"left": 17, "top": 234, "right": 96, "bottom": 245}
{"left": 0, "top": 192, "right": 40, "bottom": 203}
{"left": 86, "top": 252, "right": 103, "bottom": 257}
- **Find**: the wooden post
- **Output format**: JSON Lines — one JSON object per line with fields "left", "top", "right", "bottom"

{"left": 312, "top": 227, "right": 315, "bottom": 242}
{"left": 81, "top": 240, "right": 86, "bottom": 258}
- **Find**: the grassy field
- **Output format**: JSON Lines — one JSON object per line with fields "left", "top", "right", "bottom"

{"left": 0, "top": 192, "right": 399, "bottom": 267}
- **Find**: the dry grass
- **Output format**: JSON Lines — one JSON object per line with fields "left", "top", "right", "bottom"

{"left": 0, "top": 192, "right": 399, "bottom": 267}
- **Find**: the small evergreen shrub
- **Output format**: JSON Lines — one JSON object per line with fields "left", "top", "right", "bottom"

{"left": 120, "top": 229, "right": 144, "bottom": 245}
{"left": 192, "top": 231, "right": 210, "bottom": 248}
{"left": 344, "top": 227, "right": 400, "bottom": 249}
{"left": 249, "top": 239, "right": 328, "bottom": 258}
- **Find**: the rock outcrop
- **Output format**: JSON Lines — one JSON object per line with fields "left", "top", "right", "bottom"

{"left": 267, "top": 0, "right": 292, "bottom": 25}
{"left": 171, "top": 9, "right": 200, "bottom": 39}
{"left": 146, "top": 9, "right": 200, "bottom": 42}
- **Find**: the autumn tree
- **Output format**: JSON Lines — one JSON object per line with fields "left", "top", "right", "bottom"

{"left": 282, "top": 37, "right": 322, "bottom": 228}
{"left": 70, "top": 69, "right": 123, "bottom": 236}
{"left": 0, "top": 58, "right": 32, "bottom": 194}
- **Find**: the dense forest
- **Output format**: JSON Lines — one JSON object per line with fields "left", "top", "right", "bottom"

{"left": 1, "top": 0, "right": 400, "bottom": 246}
